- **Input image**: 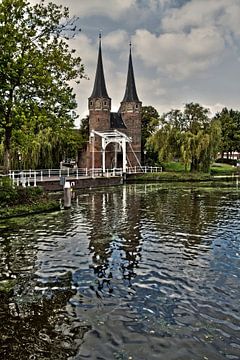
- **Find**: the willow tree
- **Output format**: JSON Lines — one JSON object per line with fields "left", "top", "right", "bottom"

{"left": 0, "top": 0, "right": 84, "bottom": 172}
{"left": 148, "top": 103, "right": 221, "bottom": 172}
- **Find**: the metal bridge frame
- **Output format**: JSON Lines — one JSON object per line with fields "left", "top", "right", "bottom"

{"left": 90, "top": 129, "right": 131, "bottom": 174}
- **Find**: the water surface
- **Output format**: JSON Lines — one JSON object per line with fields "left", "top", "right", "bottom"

{"left": 0, "top": 182, "right": 240, "bottom": 360}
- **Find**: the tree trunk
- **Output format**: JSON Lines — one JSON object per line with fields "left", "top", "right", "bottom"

{"left": 190, "top": 157, "right": 199, "bottom": 172}
{"left": 3, "top": 127, "right": 12, "bottom": 174}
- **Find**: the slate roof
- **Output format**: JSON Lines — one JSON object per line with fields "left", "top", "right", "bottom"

{"left": 90, "top": 36, "right": 110, "bottom": 99}
{"left": 122, "top": 46, "right": 139, "bottom": 102}
{"left": 110, "top": 112, "right": 127, "bottom": 129}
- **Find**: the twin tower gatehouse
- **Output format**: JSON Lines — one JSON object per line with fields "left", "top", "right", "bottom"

{"left": 79, "top": 35, "right": 142, "bottom": 173}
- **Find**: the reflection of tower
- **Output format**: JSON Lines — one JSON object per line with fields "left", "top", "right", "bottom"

{"left": 85, "top": 186, "right": 143, "bottom": 290}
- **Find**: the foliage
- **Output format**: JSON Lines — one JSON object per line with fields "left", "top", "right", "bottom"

{"left": 148, "top": 103, "right": 222, "bottom": 173}
{"left": 141, "top": 106, "right": 159, "bottom": 165}
{"left": 79, "top": 115, "right": 90, "bottom": 148}
{"left": 0, "top": 200, "right": 59, "bottom": 219}
{"left": 0, "top": 0, "right": 85, "bottom": 171}
{"left": 214, "top": 108, "right": 240, "bottom": 156}
{"left": 0, "top": 178, "right": 44, "bottom": 206}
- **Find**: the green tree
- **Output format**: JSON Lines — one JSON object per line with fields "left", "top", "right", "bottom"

{"left": 79, "top": 115, "right": 89, "bottom": 146}
{"left": 214, "top": 108, "right": 240, "bottom": 158}
{"left": 148, "top": 103, "right": 221, "bottom": 172}
{"left": 141, "top": 106, "right": 159, "bottom": 165}
{"left": 0, "top": 0, "right": 84, "bottom": 172}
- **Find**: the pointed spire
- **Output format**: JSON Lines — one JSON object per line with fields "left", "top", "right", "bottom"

{"left": 90, "top": 33, "right": 110, "bottom": 99}
{"left": 122, "top": 42, "right": 139, "bottom": 102}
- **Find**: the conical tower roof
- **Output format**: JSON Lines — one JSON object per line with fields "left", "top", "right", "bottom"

{"left": 90, "top": 35, "right": 110, "bottom": 99}
{"left": 122, "top": 43, "right": 139, "bottom": 102}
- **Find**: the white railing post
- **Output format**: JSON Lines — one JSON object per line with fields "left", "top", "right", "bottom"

{"left": 76, "top": 168, "right": 79, "bottom": 179}
{"left": 67, "top": 168, "right": 69, "bottom": 177}
{"left": 134, "top": 166, "right": 137, "bottom": 173}
{"left": 41, "top": 171, "right": 43, "bottom": 182}
{"left": 12, "top": 171, "right": 15, "bottom": 182}
{"left": 59, "top": 168, "right": 61, "bottom": 177}
{"left": 48, "top": 169, "right": 51, "bottom": 178}
{"left": 34, "top": 171, "right": 37, "bottom": 187}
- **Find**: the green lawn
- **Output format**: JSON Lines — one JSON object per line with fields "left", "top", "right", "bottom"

{"left": 162, "top": 161, "right": 237, "bottom": 175}
{"left": 210, "top": 162, "right": 237, "bottom": 175}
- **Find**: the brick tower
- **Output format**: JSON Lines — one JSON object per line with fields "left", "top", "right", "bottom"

{"left": 81, "top": 37, "right": 142, "bottom": 171}
{"left": 87, "top": 34, "right": 111, "bottom": 169}
{"left": 119, "top": 43, "right": 142, "bottom": 167}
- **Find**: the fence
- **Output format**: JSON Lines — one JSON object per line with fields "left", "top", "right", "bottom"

{"left": 8, "top": 166, "right": 162, "bottom": 187}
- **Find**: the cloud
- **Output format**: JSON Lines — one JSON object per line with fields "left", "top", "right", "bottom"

{"left": 103, "top": 30, "right": 129, "bottom": 51}
{"left": 132, "top": 26, "right": 225, "bottom": 79}
{"left": 29, "top": 0, "right": 136, "bottom": 19}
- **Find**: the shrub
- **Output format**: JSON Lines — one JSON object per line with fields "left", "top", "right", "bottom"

{"left": 0, "top": 177, "right": 44, "bottom": 207}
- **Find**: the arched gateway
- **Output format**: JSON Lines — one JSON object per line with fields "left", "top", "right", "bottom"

{"left": 78, "top": 35, "right": 142, "bottom": 173}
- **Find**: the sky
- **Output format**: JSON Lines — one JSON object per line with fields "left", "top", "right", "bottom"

{"left": 30, "top": 0, "right": 240, "bottom": 126}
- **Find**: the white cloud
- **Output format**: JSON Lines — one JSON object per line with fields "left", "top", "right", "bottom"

{"left": 162, "top": 0, "right": 240, "bottom": 40}
{"left": 29, "top": 0, "right": 135, "bottom": 19}
{"left": 133, "top": 26, "right": 225, "bottom": 79}
{"left": 103, "top": 30, "right": 129, "bottom": 51}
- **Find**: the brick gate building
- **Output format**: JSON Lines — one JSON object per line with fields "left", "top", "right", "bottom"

{"left": 78, "top": 35, "right": 142, "bottom": 171}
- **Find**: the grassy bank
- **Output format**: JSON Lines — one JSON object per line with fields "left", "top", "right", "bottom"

{"left": 210, "top": 162, "right": 238, "bottom": 175}
{"left": 0, "top": 200, "right": 60, "bottom": 219}
{"left": 0, "top": 178, "right": 60, "bottom": 219}
{"left": 126, "top": 171, "right": 213, "bottom": 182}
{"left": 162, "top": 161, "right": 237, "bottom": 175}
{"left": 127, "top": 161, "right": 239, "bottom": 182}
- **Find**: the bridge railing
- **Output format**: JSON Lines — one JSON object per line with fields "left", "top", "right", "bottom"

{"left": 8, "top": 166, "right": 162, "bottom": 186}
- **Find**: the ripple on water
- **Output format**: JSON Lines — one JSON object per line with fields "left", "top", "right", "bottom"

{"left": 0, "top": 184, "right": 240, "bottom": 360}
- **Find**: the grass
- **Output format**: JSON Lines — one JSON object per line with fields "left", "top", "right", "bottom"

{"left": 127, "top": 171, "right": 212, "bottom": 182}
{"left": 162, "top": 161, "right": 188, "bottom": 172}
{"left": 210, "top": 162, "right": 238, "bottom": 175}
{"left": 127, "top": 161, "right": 239, "bottom": 182}
{"left": 0, "top": 178, "right": 60, "bottom": 219}
{"left": 0, "top": 200, "right": 60, "bottom": 219}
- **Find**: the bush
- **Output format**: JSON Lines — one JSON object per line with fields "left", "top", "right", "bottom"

{"left": 0, "top": 177, "right": 44, "bottom": 207}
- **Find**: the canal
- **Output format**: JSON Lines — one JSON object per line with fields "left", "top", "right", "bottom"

{"left": 0, "top": 182, "right": 239, "bottom": 360}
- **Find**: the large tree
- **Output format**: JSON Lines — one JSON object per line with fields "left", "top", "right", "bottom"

{"left": 0, "top": 0, "right": 84, "bottom": 171}
{"left": 148, "top": 103, "right": 221, "bottom": 172}
{"left": 214, "top": 108, "right": 240, "bottom": 158}
{"left": 141, "top": 106, "right": 159, "bottom": 165}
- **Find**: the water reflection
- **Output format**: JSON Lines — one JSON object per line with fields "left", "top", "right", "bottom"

{"left": 0, "top": 182, "right": 240, "bottom": 360}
